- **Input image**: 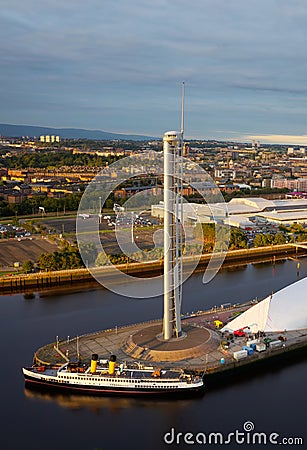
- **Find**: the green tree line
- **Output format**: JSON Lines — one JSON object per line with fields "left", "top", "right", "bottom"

{"left": 0, "top": 151, "right": 120, "bottom": 169}
{"left": 195, "top": 223, "right": 248, "bottom": 251}
{"left": 253, "top": 233, "right": 286, "bottom": 247}
{"left": 223, "top": 187, "right": 289, "bottom": 202}
{"left": 38, "top": 244, "right": 85, "bottom": 271}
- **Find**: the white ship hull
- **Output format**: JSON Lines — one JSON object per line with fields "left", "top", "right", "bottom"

{"left": 23, "top": 364, "right": 204, "bottom": 396}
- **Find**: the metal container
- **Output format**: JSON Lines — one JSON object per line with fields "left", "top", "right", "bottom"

{"left": 255, "top": 343, "right": 266, "bottom": 352}
{"left": 269, "top": 340, "right": 283, "bottom": 349}
{"left": 233, "top": 350, "right": 248, "bottom": 361}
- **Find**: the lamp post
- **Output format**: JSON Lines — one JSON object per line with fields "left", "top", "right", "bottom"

{"left": 99, "top": 196, "right": 102, "bottom": 224}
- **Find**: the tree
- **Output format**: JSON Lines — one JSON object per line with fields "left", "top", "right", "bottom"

{"left": 22, "top": 260, "right": 34, "bottom": 273}
{"left": 295, "top": 233, "right": 307, "bottom": 242}
{"left": 195, "top": 223, "right": 215, "bottom": 244}
{"left": 229, "top": 228, "right": 248, "bottom": 250}
{"left": 253, "top": 233, "right": 274, "bottom": 247}
{"left": 253, "top": 233, "right": 268, "bottom": 247}
{"left": 278, "top": 224, "right": 289, "bottom": 233}
{"left": 273, "top": 233, "right": 286, "bottom": 245}
{"left": 289, "top": 223, "right": 305, "bottom": 234}
{"left": 105, "top": 198, "right": 114, "bottom": 209}
{"left": 79, "top": 242, "right": 98, "bottom": 266}
{"left": 95, "top": 252, "right": 110, "bottom": 266}
{"left": 38, "top": 253, "right": 58, "bottom": 271}
{"left": 38, "top": 245, "right": 84, "bottom": 271}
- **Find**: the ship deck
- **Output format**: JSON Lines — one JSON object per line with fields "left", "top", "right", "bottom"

{"left": 26, "top": 366, "right": 189, "bottom": 380}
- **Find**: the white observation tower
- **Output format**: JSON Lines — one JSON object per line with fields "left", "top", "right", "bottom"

{"left": 162, "top": 83, "right": 185, "bottom": 340}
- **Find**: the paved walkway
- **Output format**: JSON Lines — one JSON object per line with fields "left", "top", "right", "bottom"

{"left": 34, "top": 304, "right": 307, "bottom": 372}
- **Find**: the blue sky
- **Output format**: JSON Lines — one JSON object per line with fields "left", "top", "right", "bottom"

{"left": 2, "top": 0, "right": 307, "bottom": 143}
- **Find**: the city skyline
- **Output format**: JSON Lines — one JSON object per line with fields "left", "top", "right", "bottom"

{"left": 2, "top": 1, "right": 307, "bottom": 143}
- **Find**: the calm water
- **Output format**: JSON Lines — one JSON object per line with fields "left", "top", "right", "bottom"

{"left": 1, "top": 259, "right": 307, "bottom": 450}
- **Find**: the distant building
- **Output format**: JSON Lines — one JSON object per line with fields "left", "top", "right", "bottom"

{"left": 287, "top": 147, "right": 305, "bottom": 156}
{"left": 272, "top": 177, "right": 307, "bottom": 192}
{"left": 262, "top": 178, "right": 273, "bottom": 188}
{"left": 214, "top": 168, "right": 235, "bottom": 180}
{"left": 39, "top": 135, "right": 60, "bottom": 143}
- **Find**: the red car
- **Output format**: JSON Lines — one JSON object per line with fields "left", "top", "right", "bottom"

{"left": 234, "top": 328, "right": 246, "bottom": 337}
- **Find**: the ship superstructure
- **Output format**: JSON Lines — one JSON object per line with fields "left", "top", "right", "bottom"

{"left": 23, "top": 355, "right": 204, "bottom": 395}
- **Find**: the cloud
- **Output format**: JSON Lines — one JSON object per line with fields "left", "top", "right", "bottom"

{"left": 246, "top": 135, "right": 307, "bottom": 145}
{"left": 2, "top": 0, "right": 307, "bottom": 137}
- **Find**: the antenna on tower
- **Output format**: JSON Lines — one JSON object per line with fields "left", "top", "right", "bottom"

{"left": 181, "top": 81, "right": 185, "bottom": 139}
{"left": 178, "top": 82, "right": 184, "bottom": 313}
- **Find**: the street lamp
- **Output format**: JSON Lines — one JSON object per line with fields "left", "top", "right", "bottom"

{"left": 99, "top": 196, "right": 102, "bottom": 224}
{"left": 131, "top": 211, "right": 134, "bottom": 244}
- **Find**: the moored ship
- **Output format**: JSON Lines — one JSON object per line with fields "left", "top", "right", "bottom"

{"left": 22, "top": 354, "right": 204, "bottom": 396}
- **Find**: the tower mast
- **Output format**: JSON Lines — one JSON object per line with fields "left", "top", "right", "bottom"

{"left": 162, "top": 82, "right": 184, "bottom": 340}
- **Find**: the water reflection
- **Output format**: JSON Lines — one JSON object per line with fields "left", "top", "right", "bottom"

{"left": 24, "top": 386, "right": 201, "bottom": 413}
{"left": 222, "top": 264, "right": 248, "bottom": 273}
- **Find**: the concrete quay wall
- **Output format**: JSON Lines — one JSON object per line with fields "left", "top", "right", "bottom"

{"left": 1, "top": 244, "right": 306, "bottom": 295}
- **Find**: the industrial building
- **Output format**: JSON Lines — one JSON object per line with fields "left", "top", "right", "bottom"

{"left": 151, "top": 197, "right": 307, "bottom": 228}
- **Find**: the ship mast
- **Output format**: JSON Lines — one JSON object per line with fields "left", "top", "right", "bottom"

{"left": 162, "top": 82, "right": 185, "bottom": 340}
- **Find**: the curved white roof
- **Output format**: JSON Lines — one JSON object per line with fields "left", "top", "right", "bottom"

{"left": 229, "top": 197, "right": 275, "bottom": 210}
{"left": 222, "top": 277, "right": 307, "bottom": 333}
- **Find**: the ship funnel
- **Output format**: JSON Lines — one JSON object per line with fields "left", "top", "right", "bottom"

{"left": 109, "top": 355, "right": 116, "bottom": 375}
{"left": 90, "top": 353, "right": 98, "bottom": 373}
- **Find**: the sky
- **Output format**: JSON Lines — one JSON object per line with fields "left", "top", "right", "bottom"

{"left": 2, "top": 0, "right": 307, "bottom": 143}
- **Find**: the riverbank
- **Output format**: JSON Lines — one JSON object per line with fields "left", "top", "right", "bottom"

{"left": 1, "top": 243, "right": 306, "bottom": 295}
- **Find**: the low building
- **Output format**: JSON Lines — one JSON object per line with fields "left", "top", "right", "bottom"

{"left": 151, "top": 196, "right": 307, "bottom": 228}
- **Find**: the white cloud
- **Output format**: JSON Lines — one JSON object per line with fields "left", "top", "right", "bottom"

{"left": 246, "top": 135, "right": 307, "bottom": 145}
{"left": 2, "top": 0, "right": 307, "bottom": 136}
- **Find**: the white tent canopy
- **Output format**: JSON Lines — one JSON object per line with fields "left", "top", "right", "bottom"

{"left": 222, "top": 277, "right": 307, "bottom": 333}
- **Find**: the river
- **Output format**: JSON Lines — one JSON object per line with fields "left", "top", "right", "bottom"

{"left": 1, "top": 258, "right": 306, "bottom": 450}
